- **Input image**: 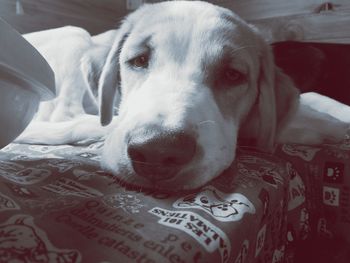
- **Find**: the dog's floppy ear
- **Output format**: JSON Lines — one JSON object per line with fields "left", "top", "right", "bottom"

{"left": 80, "top": 46, "right": 111, "bottom": 114}
{"left": 98, "top": 4, "right": 152, "bottom": 126}
{"left": 241, "top": 42, "right": 300, "bottom": 150}
{"left": 98, "top": 26, "right": 131, "bottom": 126}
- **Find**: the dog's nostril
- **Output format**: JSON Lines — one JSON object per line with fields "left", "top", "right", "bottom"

{"left": 163, "top": 156, "right": 177, "bottom": 166}
{"left": 127, "top": 131, "right": 197, "bottom": 181}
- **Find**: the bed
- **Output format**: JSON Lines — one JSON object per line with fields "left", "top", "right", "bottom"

{"left": 1, "top": 140, "right": 349, "bottom": 263}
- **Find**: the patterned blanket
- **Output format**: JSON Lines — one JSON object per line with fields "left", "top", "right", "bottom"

{"left": 0, "top": 142, "right": 349, "bottom": 263}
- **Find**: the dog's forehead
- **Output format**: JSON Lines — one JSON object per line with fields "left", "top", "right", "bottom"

{"left": 127, "top": 1, "right": 259, "bottom": 52}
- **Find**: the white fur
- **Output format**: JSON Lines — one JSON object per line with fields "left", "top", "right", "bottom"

{"left": 301, "top": 92, "right": 350, "bottom": 122}
{"left": 17, "top": 1, "right": 350, "bottom": 191}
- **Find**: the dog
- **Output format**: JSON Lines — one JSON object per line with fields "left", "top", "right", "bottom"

{"left": 17, "top": 1, "right": 350, "bottom": 191}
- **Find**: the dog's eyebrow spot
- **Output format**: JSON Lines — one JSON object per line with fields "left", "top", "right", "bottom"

{"left": 123, "top": 35, "right": 153, "bottom": 61}
{"left": 221, "top": 48, "right": 249, "bottom": 73}
{"left": 202, "top": 46, "right": 249, "bottom": 89}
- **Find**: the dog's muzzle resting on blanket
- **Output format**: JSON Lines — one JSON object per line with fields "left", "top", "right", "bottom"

{"left": 18, "top": 1, "right": 350, "bottom": 191}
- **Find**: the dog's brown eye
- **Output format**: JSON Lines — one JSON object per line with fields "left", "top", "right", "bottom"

{"left": 129, "top": 54, "right": 149, "bottom": 68}
{"left": 224, "top": 68, "right": 244, "bottom": 84}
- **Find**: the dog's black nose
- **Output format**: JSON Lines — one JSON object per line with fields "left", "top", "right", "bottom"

{"left": 127, "top": 130, "right": 196, "bottom": 181}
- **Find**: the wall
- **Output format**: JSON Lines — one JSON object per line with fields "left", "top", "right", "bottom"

{"left": 210, "top": 0, "right": 350, "bottom": 43}
{"left": 0, "top": 0, "right": 124, "bottom": 34}
{"left": 1, "top": 0, "right": 350, "bottom": 42}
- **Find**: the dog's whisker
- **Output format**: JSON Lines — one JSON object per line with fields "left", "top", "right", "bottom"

{"left": 230, "top": 45, "right": 259, "bottom": 54}
{"left": 197, "top": 120, "right": 217, "bottom": 126}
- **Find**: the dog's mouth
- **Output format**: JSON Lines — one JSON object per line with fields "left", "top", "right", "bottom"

{"left": 130, "top": 160, "right": 184, "bottom": 182}
{"left": 110, "top": 165, "right": 216, "bottom": 193}
{"left": 102, "top": 147, "right": 232, "bottom": 193}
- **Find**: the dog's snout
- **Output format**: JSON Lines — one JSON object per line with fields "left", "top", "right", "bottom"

{"left": 127, "top": 131, "right": 196, "bottom": 181}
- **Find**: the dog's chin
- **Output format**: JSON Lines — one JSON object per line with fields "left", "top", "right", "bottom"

{"left": 101, "top": 158, "right": 234, "bottom": 193}
{"left": 107, "top": 171, "right": 220, "bottom": 193}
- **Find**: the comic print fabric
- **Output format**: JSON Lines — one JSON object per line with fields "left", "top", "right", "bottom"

{"left": 0, "top": 142, "right": 349, "bottom": 263}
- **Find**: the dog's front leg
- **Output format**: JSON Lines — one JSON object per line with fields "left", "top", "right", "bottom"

{"left": 301, "top": 92, "right": 350, "bottom": 122}
{"left": 15, "top": 115, "right": 118, "bottom": 145}
{"left": 277, "top": 96, "right": 350, "bottom": 145}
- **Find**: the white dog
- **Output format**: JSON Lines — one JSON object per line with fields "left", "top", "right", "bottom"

{"left": 17, "top": 1, "right": 350, "bottom": 191}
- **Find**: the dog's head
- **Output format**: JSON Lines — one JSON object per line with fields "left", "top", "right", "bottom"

{"left": 97, "top": 1, "right": 299, "bottom": 191}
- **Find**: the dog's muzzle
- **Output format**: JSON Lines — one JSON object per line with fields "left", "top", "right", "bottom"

{"left": 127, "top": 126, "right": 197, "bottom": 181}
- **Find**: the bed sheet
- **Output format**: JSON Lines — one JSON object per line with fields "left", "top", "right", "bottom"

{"left": 0, "top": 142, "right": 349, "bottom": 263}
